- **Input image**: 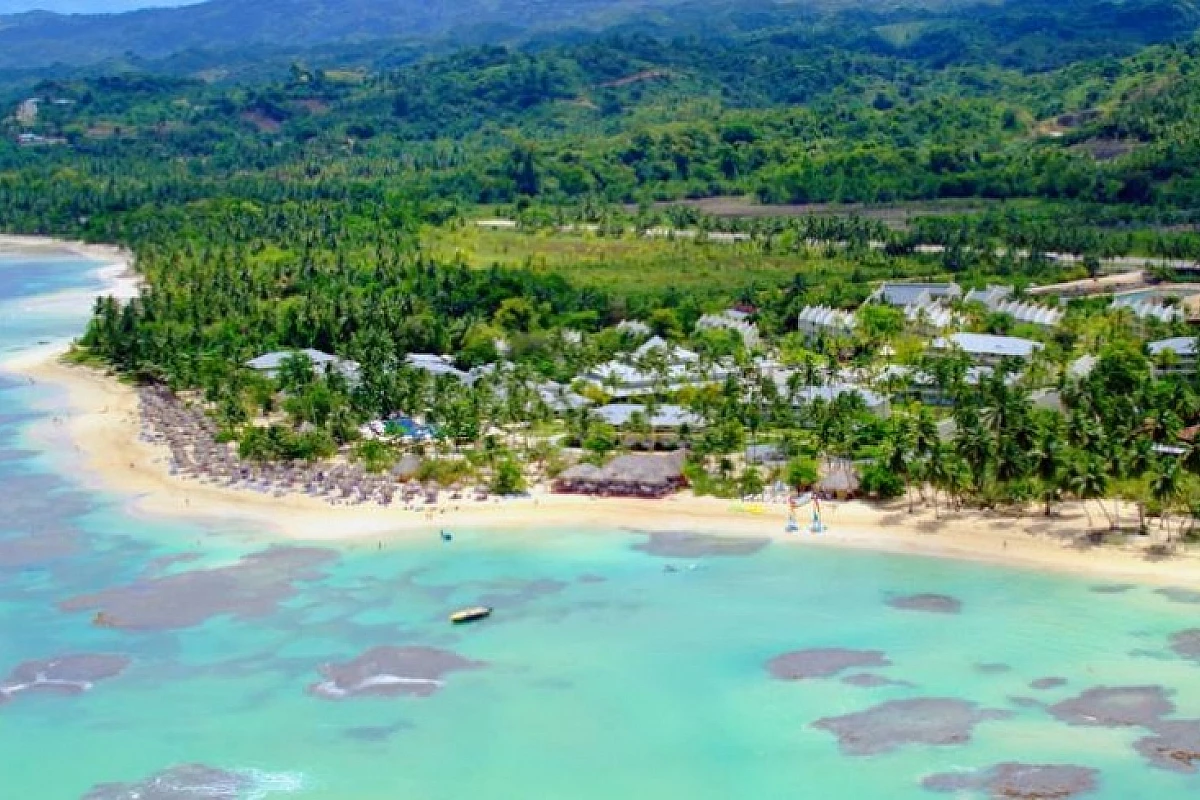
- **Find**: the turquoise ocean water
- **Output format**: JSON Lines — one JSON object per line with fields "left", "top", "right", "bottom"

{"left": 1, "top": 253, "right": 1200, "bottom": 799}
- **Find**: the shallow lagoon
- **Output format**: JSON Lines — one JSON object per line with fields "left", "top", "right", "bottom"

{"left": 2, "top": 253, "right": 1200, "bottom": 799}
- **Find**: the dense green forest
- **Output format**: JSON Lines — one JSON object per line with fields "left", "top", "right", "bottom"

{"left": 2, "top": 0, "right": 1200, "bottom": 225}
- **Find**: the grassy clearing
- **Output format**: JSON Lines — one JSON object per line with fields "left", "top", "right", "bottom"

{"left": 420, "top": 225, "right": 941, "bottom": 295}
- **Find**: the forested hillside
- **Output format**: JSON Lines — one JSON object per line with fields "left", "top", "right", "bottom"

{"left": 0, "top": 0, "right": 1194, "bottom": 75}
{"left": 2, "top": 2, "right": 1199, "bottom": 227}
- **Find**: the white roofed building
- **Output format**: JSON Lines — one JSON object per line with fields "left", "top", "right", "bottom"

{"left": 932, "top": 333, "right": 1042, "bottom": 366}
{"left": 592, "top": 403, "right": 704, "bottom": 429}
{"left": 1149, "top": 337, "right": 1199, "bottom": 376}
{"left": 867, "top": 282, "right": 961, "bottom": 333}
{"left": 246, "top": 349, "right": 360, "bottom": 384}
{"left": 964, "top": 285, "right": 1063, "bottom": 328}
{"left": 696, "top": 309, "right": 760, "bottom": 347}
{"left": 405, "top": 353, "right": 472, "bottom": 382}
{"left": 583, "top": 337, "right": 732, "bottom": 398}
{"left": 797, "top": 306, "right": 857, "bottom": 339}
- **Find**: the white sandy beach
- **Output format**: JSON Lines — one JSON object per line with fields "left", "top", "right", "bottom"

{"left": 6, "top": 233, "right": 1200, "bottom": 585}
{"left": 11, "top": 353, "right": 1200, "bottom": 586}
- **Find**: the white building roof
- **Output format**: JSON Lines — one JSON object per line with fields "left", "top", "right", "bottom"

{"left": 592, "top": 403, "right": 703, "bottom": 429}
{"left": 696, "top": 312, "right": 759, "bottom": 346}
{"left": 792, "top": 383, "right": 887, "bottom": 410}
{"left": 1149, "top": 337, "right": 1198, "bottom": 358}
{"left": 965, "top": 285, "right": 1062, "bottom": 327}
{"left": 246, "top": 349, "right": 360, "bottom": 381}
{"left": 405, "top": 353, "right": 471, "bottom": 381}
{"left": 874, "top": 282, "right": 962, "bottom": 306}
{"left": 934, "top": 333, "right": 1042, "bottom": 359}
{"left": 798, "top": 305, "right": 857, "bottom": 332}
{"left": 615, "top": 319, "right": 651, "bottom": 337}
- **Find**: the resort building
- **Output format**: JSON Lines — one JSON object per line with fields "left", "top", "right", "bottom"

{"left": 474, "top": 218, "right": 518, "bottom": 229}
{"left": 536, "top": 381, "right": 592, "bottom": 413}
{"left": 696, "top": 309, "right": 760, "bottom": 347}
{"left": 583, "top": 337, "right": 733, "bottom": 398}
{"left": 1148, "top": 337, "right": 1199, "bottom": 376}
{"left": 703, "top": 231, "right": 752, "bottom": 244}
{"left": 787, "top": 382, "right": 890, "bottom": 417}
{"left": 591, "top": 403, "right": 704, "bottom": 430}
{"left": 932, "top": 332, "right": 1042, "bottom": 366}
{"left": 870, "top": 282, "right": 963, "bottom": 307}
{"left": 553, "top": 450, "right": 689, "bottom": 498}
{"left": 615, "top": 319, "right": 652, "bottom": 338}
{"left": 1068, "top": 355, "right": 1099, "bottom": 381}
{"left": 796, "top": 305, "right": 857, "bottom": 339}
{"left": 405, "top": 353, "right": 473, "bottom": 382}
{"left": 643, "top": 227, "right": 698, "bottom": 239}
{"left": 469, "top": 363, "right": 590, "bottom": 413}
{"left": 246, "top": 349, "right": 361, "bottom": 384}
{"left": 1111, "top": 287, "right": 1200, "bottom": 324}
{"left": 963, "top": 285, "right": 1063, "bottom": 328}
{"left": 866, "top": 282, "right": 962, "bottom": 333}
{"left": 875, "top": 364, "right": 1015, "bottom": 406}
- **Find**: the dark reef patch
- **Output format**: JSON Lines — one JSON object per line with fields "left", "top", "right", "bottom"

{"left": 1157, "top": 588, "right": 1200, "bottom": 605}
{"left": 82, "top": 764, "right": 249, "bottom": 799}
{"left": 474, "top": 578, "right": 568, "bottom": 609}
{"left": 59, "top": 545, "right": 338, "bottom": 630}
{"left": 631, "top": 530, "right": 770, "bottom": 558}
{"left": 766, "top": 648, "right": 891, "bottom": 681}
{"left": 1031, "top": 677, "right": 1068, "bottom": 691}
{"left": 975, "top": 663, "right": 1011, "bottom": 675}
{"left": 0, "top": 653, "right": 130, "bottom": 701}
{"left": 141, "top": 551, "right": 203, "bottom": 576}
{"left": 0, "top": 527, "right": 79, "bottom": 568}
{"left": 813, "top": 698, "right": 1009, "bottom": 756}
{"left": 344, "top": 721, "right": 411, "bottom": 742}
{"left": 1008, "top": 696, "right": 1043, "bottom": 709}
{"left": 1170, "top": 629, "right": 1200, "bottom": 662}
{"left": 840, "top": 673, "right": 913, "bottom": 688}
{"left": 1048, "top": 686, "right": 1174, "bottom": 728}
{"left": 886, "top": 593, "right": 962, "bottom": 614}
{"left": 1135, "top": 720, "right": 1200, "bottom": 774}
{"left": 1089, "top": 584, "right": 1133, "bottom": 594}
{"left": 309, "top": 646, "right": 484, "bottom": 700}
{"left": 922, "top": 762, "right": 1100, "bottom": 798}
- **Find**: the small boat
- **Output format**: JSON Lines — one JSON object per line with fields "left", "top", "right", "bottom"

{"left": 92, "top": 611, "right": 115, "bottom": 628}
{"left": 450, "top": 606, "right": 492, "bottom": 624}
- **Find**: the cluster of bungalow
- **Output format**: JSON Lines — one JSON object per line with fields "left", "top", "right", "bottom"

{"left": 800, "top": 281, "right": 1063, "bottom": 342}
{"left": 583, "top": 336, "right": 737, "bottom": 398}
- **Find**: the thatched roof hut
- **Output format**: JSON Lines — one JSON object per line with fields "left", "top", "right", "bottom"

{"left": 392, "top": 454, "right": 422, "bottom": 480}
{"left": 553, "top": 463, "right": 602, "bottom": 493}
{"left": 816, "top": 464, "right": 860, "bottom": 499}
{"left": 556, "top": 450, "right": 688, "bottom": 498}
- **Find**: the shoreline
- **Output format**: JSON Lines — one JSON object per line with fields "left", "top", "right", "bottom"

{"left": 0, "top": 234, "right": 140, "bottom": 370}
{"left": 13, "top": 354, "right": 1200, "bottom": 586}
{"left": 5, "top": 233, "right": 1200, "bottom": 585}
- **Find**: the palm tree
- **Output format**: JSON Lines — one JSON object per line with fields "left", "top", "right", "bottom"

{"left": 1067, "top": 451, "right": 1110, "bottom": 530}
{"left": 1149, "top": 457, "right": 1182, "bottom": 542}
{"left": 884, "top": 414, "right": 917, "bottom": 512}
{"left": 1032, "top": 421, "right": 1066, "bottom": 516}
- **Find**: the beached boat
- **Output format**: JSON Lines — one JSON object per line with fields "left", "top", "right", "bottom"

{"left": 450, "top": 606, "right": 492, "bottom": 624}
